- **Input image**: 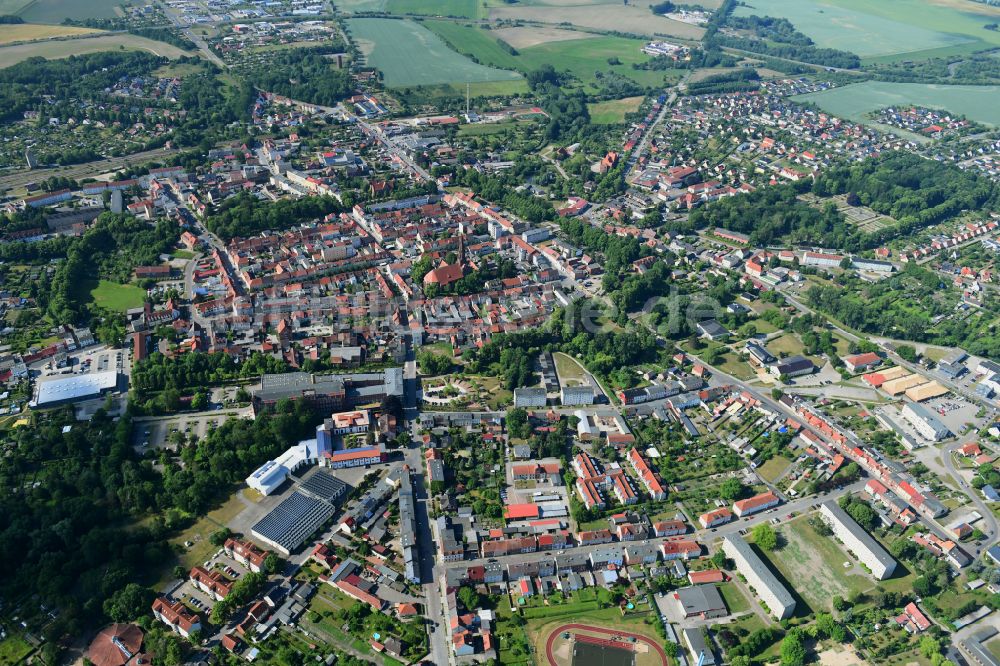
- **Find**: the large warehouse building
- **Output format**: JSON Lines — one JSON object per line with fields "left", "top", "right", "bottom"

{"left": 32, "top": 370, "right": 122, "bottom": 408}
{"left": 820, "top": 500, "right": 897, "bottom": 580}
{"left": 722, "top": 535, "right": 796, "bottom": 619}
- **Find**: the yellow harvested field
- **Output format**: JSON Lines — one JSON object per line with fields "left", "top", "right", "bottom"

{"left": 489, "top": 3, "right": 704, "bottom": 39}
{"left": 0, "top": 23, "right": 102, "bottom": 45}
{"left": 493, "top": 26, "right": 597, "bottom": 49}
{"left": 0, "top": 33, "right": 191, "bottom": 68}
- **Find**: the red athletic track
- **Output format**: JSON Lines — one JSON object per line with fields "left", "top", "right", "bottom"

{"left": 544, "top": 623, "right": 669, "bottom": 666}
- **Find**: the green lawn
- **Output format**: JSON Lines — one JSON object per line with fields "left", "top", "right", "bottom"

{"left": 346, "top": 18, "right": 522, "bottom": 88}
{"left": 774, "top": 517, "right": 876, "bottom": 612}
{"left": 768, "top": 334, "right": 806, "bottom": 358}
{"left": 89, "top": 279, "right": 146, "bottom": 311}
{"left": 457, "top": 121, "right": 518, "bottom": 136}
{"left": 757, "top": 456, "right": 791, "bottom": 483}
{"left": 553, "top": 351, "right": 588, "bottom": 385}
{"left": 588, "top": 96, "right": 644, "bottom": 124}
{"left": 0, "top": 635, "right": 33, "bottom": 665}
{"left": 717, "top": 582, "right": 750, "bottom": 614}
{"left": 171, "top": 249, "right": 195, "bottom": 259}
{"left": 165, "top": 489, "right": 251, "bottom": 574}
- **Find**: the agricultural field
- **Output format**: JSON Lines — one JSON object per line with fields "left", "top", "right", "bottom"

{"left": 493, "top": 26, "right": 596, "bottom": 49}
{"left": 0, "top": 23, "right": 101, "bottom": 45}
{"left": 587, "top": 96, "right": 645, "bottom": 124}
{"left": 773, "top": 516, "right": 875, "bottom": 612}
{"left": 346, "top": 18, "right": 523, "bottom": 87}
{"left": 88, "top": 280, "right": 147, "bottom": 312}
{"left": 423, "top": 21, "right": 681, "bottom": 90}
{"left": 12, "top": 0, "right": 126, "bottom": 23}
{"left": 488, "top": 1, "right": 705, "bottom": 39}
{"left": 735, "top": 0, "right": 1000, "bottom": 61}
{"left": 334, "top": 0, "right": 482, "bottom": 16}
{"left": 0, "top": 33, "right": 191, "bottom": 68}
{"left": 793, "top": 82, "right": 1000, "bottom": 128}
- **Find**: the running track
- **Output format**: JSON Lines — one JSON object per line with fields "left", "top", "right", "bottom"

{"left": 544, "top": 623, "right": 669, "bottom": 666}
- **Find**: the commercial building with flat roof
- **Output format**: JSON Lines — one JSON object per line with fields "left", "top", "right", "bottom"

{"left": 722, "top": 535, "right": 796, "bottom": 619}
{"left": 820, "top": 500, "right": 897, "bottom": 580}
{"left": 33, "top": 370, "right": 121, "bottom": 407}
{"left": 902, "top": 402, "right": 951, "bottom": 441}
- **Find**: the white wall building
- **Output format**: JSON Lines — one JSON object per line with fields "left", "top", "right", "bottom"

{"left": 820, "top": 501, "right": 897, "bottom": 580}
{"left": 722, "top": 535, "right": 796, "bottom": 619}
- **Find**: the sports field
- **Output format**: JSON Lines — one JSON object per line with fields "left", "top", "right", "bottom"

{"left": 346, "top": 18, "right": 522, "bottom": 87}
{"left": 423, "top": 21, "right": 680, "bottom": 90}
{"left": 0, "top": 33, "right": 191, "bottom": 67}
{"left": 735, "top": 0, "right": 1000, "bottom": 60}
{"left": 0, "top": 23, "right": 101, "bottom": 44}
{"left": 793, "top": 82, "right": 1000, "bottom": 128}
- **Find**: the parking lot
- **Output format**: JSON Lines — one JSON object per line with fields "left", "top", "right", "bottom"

{"left": 924, "top": 395, "right": 981, "bottom": 436}
{"left": 132, "top": 409, "right": 250, "bottom": 451}
{"left": 173, "top": 548, "right": 253, "bottom": 616}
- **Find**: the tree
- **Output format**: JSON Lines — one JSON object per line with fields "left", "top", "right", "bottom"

{"left": 263, "top": 553, "right": 282, "bottom": 574}
{"left": 780, "top": 629, "right": 807, "bottom": 666}
{"left": 210, "top": 527, "right": 232, "bottom": 546}
{"left": 920, "top": 636, "right": 942, "bottom": 659}
{"left": 191, "top": 391, "right": 208, "bottom": 411}
{"left": 103, "top": 583, "right": 153, "bottom": 622}
{"left": 506, "top": 407, "right": 532, "bottom": 440}
{"left": 457, "top": 586, "right": 481, "bottom": 611}
{"left": 719, "top": 478, "right": 746, "bottom": 501}
{"left": 752, "top": 523, "right": 779, "bottom": 551}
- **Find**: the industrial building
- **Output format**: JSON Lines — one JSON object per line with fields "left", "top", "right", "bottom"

{"left": 820, "top": 501, "right": 897, "bottom": 580}
{"left": 251, "top": 369, "right": 403, "bottom": 415}
{"left": 722, "top": 535, "right": 796, "bottom": 619}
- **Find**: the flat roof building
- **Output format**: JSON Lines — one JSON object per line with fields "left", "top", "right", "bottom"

{"left": 673, "top": 585, "right": 728, "bottom": 619}
{"left": 722, "top": 535, "right": 795, "bottom": 619}
{"left": 902, "top": 402, "right": 951, "bottom": 441}
{"left": 33, "top": 370, "right": 121, "bottom": 407}
{"left": 820, "top": 500, "right": 897, "bottom": 580}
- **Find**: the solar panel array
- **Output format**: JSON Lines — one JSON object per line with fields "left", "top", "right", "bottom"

{"left": 300, "top": 469, "right": 349, "bottom": 502}
{"left": 251, "top": 491, "right": 335, "bottom": 553}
